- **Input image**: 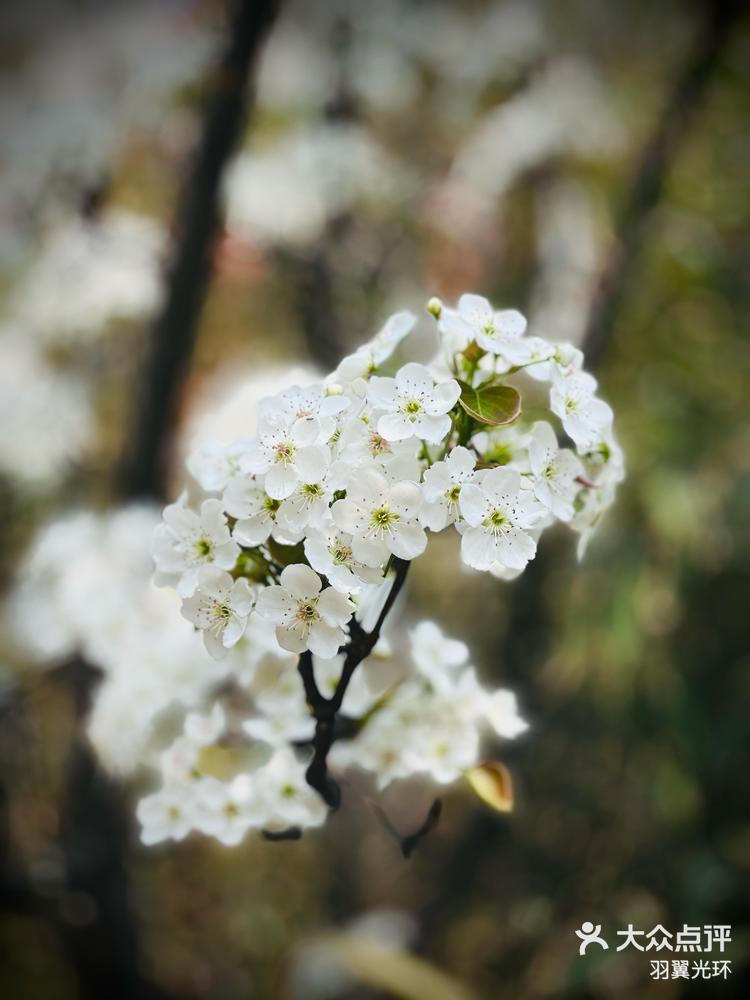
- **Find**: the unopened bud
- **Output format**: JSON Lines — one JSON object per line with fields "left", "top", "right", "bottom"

{"left": 426, "top": 296, "right": 443, "bottom": 320}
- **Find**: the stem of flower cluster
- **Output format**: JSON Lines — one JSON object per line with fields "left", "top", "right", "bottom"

{"left": 297, "top": 557, "right": 411, "bottom": 809}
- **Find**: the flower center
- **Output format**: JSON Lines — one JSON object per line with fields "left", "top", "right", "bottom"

{"left": 485, "top": 508, "right": 508, "bottom": 531}
{"left": 368, "top": 431, "right": 391, "bottom": 455}
{"left": 370, "top": 505, "right": 397, "bottom": 532}
{"left": 193, "top": 536, "right": 213, "bottom": 559}
{"left": 333, "top": 544, "right": 352, "bottom": 565}
{"left": 402, "top": 398, "right": 422, "bottom": 419}
{"left": 447, "top": 485, "right": 461, "bottom": 504}
{"left": 209, "top": 601, "right": 233, "bottom": 634}
{"left": 263, "top": 496, "right": 281, "bottom": 515}
{"left": 295, "top": 600, "right": 319, "bottom": 624}
{"left": 302, "top": 482, "right": 323, "bottom": 498}
{"left": 273, "top": 441, "right": 295, "bottom": 464}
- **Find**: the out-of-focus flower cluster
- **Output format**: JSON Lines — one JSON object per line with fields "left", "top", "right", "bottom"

{"left": 136, "top": 294, "right": 622, "bottom": 843}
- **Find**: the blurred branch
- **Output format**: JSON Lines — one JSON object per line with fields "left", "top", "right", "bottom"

{"left": 417, "top": 0, "right": 741, "bottom": 949}
{"left": 298, "top": 557, "right": 410, "bottom": 810}
{"left": 582, "top": 0, "right": 743, "bottom": 367}
{"left": 0, "top": 3, "right": 281, "bottom": 996}
{"left": 120, "top": 0, "right": 280, "bottom": 500}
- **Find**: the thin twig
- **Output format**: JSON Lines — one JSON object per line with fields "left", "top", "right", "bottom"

{"left": 298, "top": 558, "right": 410, "bottom": 808}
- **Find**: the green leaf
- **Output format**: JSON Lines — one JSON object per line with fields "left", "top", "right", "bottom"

{"left": 456, "top": 380, "right": 521, "bottom": 427}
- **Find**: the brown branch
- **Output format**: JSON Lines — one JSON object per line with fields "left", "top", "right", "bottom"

{"left": 582, "top": 0, "right": 743, "bottom": 368}
{"left": 119, "top": 0, "right": 280, "bottom": 500}
{"left": 298, "top": 557, "right": 410, "bottom": 808}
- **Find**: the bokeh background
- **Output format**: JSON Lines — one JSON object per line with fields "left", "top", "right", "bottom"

{"left": 1, "top": 0, "right": 749, "bottom": 997}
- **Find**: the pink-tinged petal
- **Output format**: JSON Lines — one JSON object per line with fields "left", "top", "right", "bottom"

{"left": 416, "top": 413, "right": 451, "bottom": 444}
{"left": 317, "top": 588, "right": 354, "bottom": 626}
{"left": 256, "top": 586, "right": 297, "bottom": 623}
{"left": 265, "top": 463, "right": 298, "bottom": 500}
{"left": 280, "top": 563, "right": 322, "bottom": 601}
{"left": 458, "top": 483, "right": 486, "bottom": 525}
{"left": 377, "top": 411, "right": 413, "bottom": 442}
{"left": 461, "top": 527, "right": 494, "bottom": 570}
{"left": 367, "top": 376, "right": 399, "bottom": 411}
{"left": 427, "top": 380, "right": 461, "bottom": 414}
{"left": 308, "top": 622, "right": 344, "bottom": 659}
{"left": 390, "top": 520, "right": 427, "bottom": 560}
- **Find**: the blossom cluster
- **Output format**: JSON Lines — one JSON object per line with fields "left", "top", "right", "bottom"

{"left": 142, "top": 292, "right": 622, "bottom": 843}
{"left": 137, "top": 620, "right": 528, "bottom": 845}
{"left": 155, "top": 293, "right": 622, "bottom": 665}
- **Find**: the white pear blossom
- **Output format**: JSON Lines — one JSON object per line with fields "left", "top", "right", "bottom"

{"left": 277, "top": 450, "right": 346, "bottom": 534}
{"left": 184, "top": 703, "right": 226, "bottom": 747}
{"left": 241, "top": 415, "right": 326, "bottom": 500}
{"left": 440, "top": 294, "right": 531, "bottom": 364}
{"left": 528, "top": 421, "right": 583, "bottom": 521}
{"left": 223, "top": 474, "right": 298, "bottom": 547}
{"left": 256, "top": 564, "right": 354, "bottom": 657}
{"left": 195, "top": 776, "right": 262, "bottom": 846}
{"left": 304, "top": 516, "right": 382, "bottom": 593}
{"left": 181, "top": 567, "right": 256, "bottom": 659}
{"left": 187, "top": 439, "right": 249, "bottom": 492}
{"left": 153, "top": 497, "right": 240, "bottom": 597}
{"left": 78, "top": 288, "right": 622, "bottom": 847}
{"left": 420, "top": 446, "right": 476, "bottom": 530}
{"left": 459, "top": 468, "right": 546, "bottom": 572}
{"left": 550, "top": 370, "right": 613, "bottom": 449}
{"left": 410, "top": 620, "right": 469, "bottom": 692}
{"left": 332, "top": 467, "right": 426, "bottom": 566}
{"left": 368, "top": 362, "right": 460, "bottom": 443}
{"left": 260, "top": 383, "right": 350, "bottom": 442}
{"left": 136, "top": 785, "right": 196, "bottom": 846}
{"left": 335, "top": 310, "right": 416, "bottom": 382}
{"left": 259, "top": 748, "right": 328, "bottom": 831}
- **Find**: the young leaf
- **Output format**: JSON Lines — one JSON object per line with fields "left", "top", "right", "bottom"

{"left": 465, "top": 761, "right": 514, "bottom": 812}
{"left": 457, "top": 380, "right": 521, "bottom": 427}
